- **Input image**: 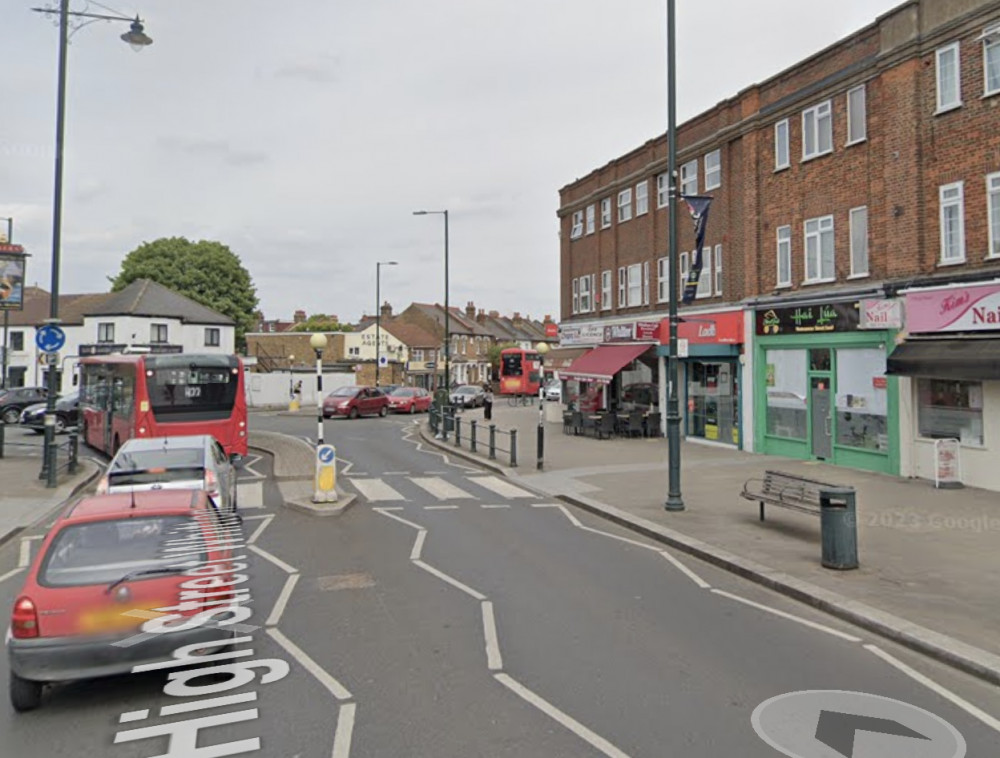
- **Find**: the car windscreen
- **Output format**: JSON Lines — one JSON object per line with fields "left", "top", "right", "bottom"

{"left": 330, "top": 387, "right": 358, "bottom": 397}
{"left": 145, "top": 355, "right": 238, "bottom": 422}
{"left": 457, "top": 387, "right": 476, "bottom": 394}
{"left": 391, "top": 389, "right": 415, "bottom": 397}
{"left": 39, "top": 516, "right": 206, "bottom": 587}
{"left": 109, "top": 448, "right": 206, "bottom": 486}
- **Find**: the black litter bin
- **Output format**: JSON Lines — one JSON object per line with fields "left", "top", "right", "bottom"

{"left": 819, "top": 486, "right": 859, "bottom": 570}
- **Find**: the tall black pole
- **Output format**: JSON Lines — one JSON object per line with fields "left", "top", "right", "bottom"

{"left": 665, "top": 0, "right": 684, "bottom": 511}
{"left": 316, "top": 349, "right": 324, "bottom": 445}
{"left": 375, "top": 262, "right": 381, "bottom": 389}
{"left": 1, "top": 217, "right": 12, "bottom": 391}
{"left": 443, "top": 210, "right": 450, "bottom": 392}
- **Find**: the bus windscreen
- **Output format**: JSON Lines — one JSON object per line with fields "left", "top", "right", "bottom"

{"left": 501, "top": 353, "right": 523, "bottom": 377}
{"left": 145, "top": 356, "right": 238, "bottom": 421}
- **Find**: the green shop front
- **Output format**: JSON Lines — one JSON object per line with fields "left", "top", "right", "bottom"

{"left": 753, "top": 298, "right": 899, "bottom": 475}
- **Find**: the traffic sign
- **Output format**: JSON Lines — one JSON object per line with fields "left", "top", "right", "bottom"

{"left": 378, "top": 355, "right": 388, "bottom": 367}
{"left": 35, "top": 324, "right": 66, "bottom": 353}
{"left": 314, "top": 444, "right": 338, "bottom": 503}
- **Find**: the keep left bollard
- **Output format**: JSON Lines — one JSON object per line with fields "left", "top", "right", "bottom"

{"left": 314, "top": 444, "right": 338, "bottom": 503}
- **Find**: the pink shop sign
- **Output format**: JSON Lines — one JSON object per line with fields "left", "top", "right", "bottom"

{"left": 906, "top": 284, "right": 1000, "bottom": 333}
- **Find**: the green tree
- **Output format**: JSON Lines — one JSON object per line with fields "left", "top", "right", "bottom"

{"left": 290, "top": 315, "right": 353, "bottom": 332}
{"left": 488, "top": 341, "right": 519, "bottom": 375}
{"left": 110, "top": 237, "right": 259, "bottom": 349}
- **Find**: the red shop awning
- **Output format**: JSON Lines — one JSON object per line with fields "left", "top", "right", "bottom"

{"left": 560, "top": 343, "right": 651, "bottom": 384}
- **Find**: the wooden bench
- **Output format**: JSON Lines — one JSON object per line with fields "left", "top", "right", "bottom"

{"left": 740, "top": 470, "right": 842, "bottom": 521}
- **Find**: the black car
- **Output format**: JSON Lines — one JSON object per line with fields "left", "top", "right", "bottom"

{"left": 19, "top": 392, "right": 80, "bottom": 434}
{"left": 0, "top": 387, "right": 48, "bottom": 425}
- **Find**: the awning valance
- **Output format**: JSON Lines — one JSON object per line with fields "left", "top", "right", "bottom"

{"left": 561, "top": 343, "right": 651, "bottom": 383}
{"left": 886, "top": 339, "right": 1000, "bottom": 380}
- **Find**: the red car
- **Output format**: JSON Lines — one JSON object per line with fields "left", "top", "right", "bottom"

{"left": 386, "top": 387, "right": 433, "bottom": 414}
{"left": 323, "top": 386, "right": 389, "bottom": 419}
{"left": 6, "top": 489, "right": 238, "bottom": 712}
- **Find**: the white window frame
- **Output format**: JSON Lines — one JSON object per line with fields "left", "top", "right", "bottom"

{"left": 601, "top": 197, "right": 612, "bottom": 228}
{"left": 804, "top": 215, "right": 835, "bottom": 283}
{"left": 704, "top": 150, "right": 721, "bottom": 190}
{"left": 204, "top": 327, "right": 221, "bottom": 347}
{"left": 936, "top": 42, "right": 962, "bottom": 113}
{"left": 939, "top": 181, "right": 966, "bottom": 264}
{"left": 618, "top": 188, "right": 633, "bottom": 222}
{"left": 680, "top": 252, "right": 690, "bottom": 286}
{"left": 657, "top": 256, "right": 669, "bottom": 302}
{"left": 776, "top": 226, "right": 792, "bottom": 287}
{"left": 680, "top": 160, "right": 698, "bottom": 195}
{"left": 849, "top": 206, "right": 869, "bottom": 278}
{"left": 846, "top": 85, "right": 867, "bottom": 145}
{"left": 657, "top": 173, "right": 670, "bottom": 208}
{"left": 643, "top": 261, "right": 650, "bottom": 305}
{"left": 988, "top": 172, "right": 1000, "bottom": 259}
{"left": 98, "top": 322, "right": 115, "bottom": 343}
{"left": 627, "top": 264, "right": 642, "bottom": 307}
{"left": 601, "top": 270, "right": 612, "bottom": 310}
{"left": 571, "top": 278, "right": 579, "bottom": 314}
{"left": 570, "top": 210, "right": 584, "bottom": 239}
{"left": 635, "top": 181, "right": 649, "bottom": 215}
{"left": 579, "top": 274, "right": 592, "bottom": 312}
{"left": 801, "top": 100, "right": 833, "bottom": 160}
{"left": 774, "top": 119, "right": 790, "bottom": 170}
{"left": 618, "top": 267, "right": 626, "bottom": 307}
{"left": 696, "top": 246, "right": 712, "bottom": 298}
{"left": 985, "top": 32, "right": 1000, "bottom": 97}
{"left": 714, "top": 244, "right": 723, "bottom": 296}
{"left": 151, "top": 323, "right": 168, "bottom": 344}
{"left": 585, "top": 204, "right": 595, "bottom": 235}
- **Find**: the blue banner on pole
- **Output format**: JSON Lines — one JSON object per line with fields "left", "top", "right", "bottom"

{"left": 680, "top": 195, "right": 713, "bottom": 304}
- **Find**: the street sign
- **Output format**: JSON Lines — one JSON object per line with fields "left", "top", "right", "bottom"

{"left": 35, "top": 324, "right": 66, "bottom": 353}
{"left": 314, "top": 444, "right": 338, "bottom": 503}
{"left": 378, "top": 355, "right": 388, "bottom": 366}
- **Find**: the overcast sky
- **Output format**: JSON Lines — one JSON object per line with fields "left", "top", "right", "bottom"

{"left": 3, "top": 0, "right": 903, "bottom": 327}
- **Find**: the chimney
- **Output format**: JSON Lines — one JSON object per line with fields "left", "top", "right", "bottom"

{"left": 488, "top": 310, "right": 500, "bottom": 318}
{"left": 476, "top": 308, "right": 486, "bottom": 324}
{"left": 543, "top": 314, "right": 553, "bottom": 324}
{"left": 293, "top": 309, "right": 307, "bottom": 324}
{"left": 380, "top": 301, "right": 392, "bottom": 319}
{"left": 465, "top": 301, "right": 476, "bottom": 319}
{"left": 512, "top": 312, "right": 523, "bottom": 326}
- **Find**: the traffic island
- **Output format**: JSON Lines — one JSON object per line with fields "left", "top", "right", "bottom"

{"left": 249, "top": 431, "right": 356, "bottom": 517}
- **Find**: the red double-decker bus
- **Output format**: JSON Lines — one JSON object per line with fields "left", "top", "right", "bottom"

{"left": 498, "top": 347, "right": 543, "bottom": 396}
{"left": 78, "top": 353, "right": 248, "bottom": 460}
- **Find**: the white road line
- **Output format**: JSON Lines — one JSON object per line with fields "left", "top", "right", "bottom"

{"left": 494, "top": 673, "right": 631, "bottom": 758}
{"left": 0, "top": 568, "right": 24, "bottom": 586}
{"left": 710, "top": 589, "right": 862, "bottom": 643}
{"left": 412, "top": 559, "right": 487, "bottom": 600}
{"left": 266, "top": 573, "right": 300, "bottom": 627}
{"left": 376, "top": 506, "right": 404, "bottom": 512}
{"left": 351, "top": 478, "right": 406, "bottom": 502}
{"left": 331, "top": 702, "right": 357, "bottom": 758}
{"left": 481, "top": 504, "right": 511, "bottom": 509}
{"left": 338, "top": 455, "right": 355, "bottom": 476}
{"left": 410, "top": 476, "right": 475, "bottom": 500}
{"left": 267, "top": 628, "right": 353, "bottom": 701}
{"left": 248, "top": 544, "right": 298, "bottom": 575}
{"left": 237, "top": 480, "right": 264, "bottom": 509}
{"left": 554, "top": 504, "right": 583, "bottom": 527}
{"left": 18, "top": 539, "right": 32, "bottom": 568}
{"left": 240, "top": 514, "right": 272, "bottom": 521}
{"left": 424, "top": 471, "right": 448, "bottom": 475}
{"left": 865, "top": 644, "right": 1000, "bottom": 734}
{"left": 240, "top": 454, "right": 265, "bottom": 481}
{"left": 374, "top": 508, "right": 425, "bottom": 531}
{"left": 246, "top": 514, "right": 274, "bottom": 545}
{"left": 481, "top": 601, "right": 503, "bottom": 671}
{"left": 410, "top": 530, "right": 427, "bottom": 561}
{"left": 579, "top": 525, "right": 659, "bottom": 553}
{"left": 657, "top": 550, "right": 711, "bottom": 589}
{"left": 349, "top": 472, "right": 369, "bottom": 476}
{"left": 423, "top": 505, "right": 460, "bottom": 511}
{"left": 382, "top": 471, "right": 411, "bottom": 475}
{"left": 468, "top": 476, "right": 535, "bottom": 499}
{"left": 531, "top": 503, "right": 562, "bottom": 508}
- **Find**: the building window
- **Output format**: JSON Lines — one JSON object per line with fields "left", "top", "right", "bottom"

{"left": 988, "top": 172, "right": 1000, "bottom": 258}
{"left": 657, "top": 172, "right": 670, "bottom": 208}
{"left": 846, "top": 85, "right": 866, "bottom": 145}
{"left": 696, "top": 246, "right": 712, "bottom": 298}
{"left": 635, "top": 181, "right": 649, "bottom": 215}
{"left": 579, "top": 275, "right": 593, "bottom": 313}
{"left": 776, "top": 226, "right": 792, "bottom": 287}
{"left": 570, "top": 210, "right": 584, "bottom": 239}
{"left": 601, "top": 198, "right": 612, "bottom": 228}
{"left": 714, "top": 244, "right": 723, "bottom": 296}
{"left": 617, "top": 188, "right": 633, "bottom": 222}
{"left": 98, "top": 323, "right": 115, "bottom": 343}
{"left": 204, "top": 327, "right": 221, "bottom": 347}
{"left": 680, "top": 160, "right": 698, "bottom": 195}
{"left": 804, "top": 215, "right": 835, "bottom": 282}
{"left": 765, "top": 348, "right": 808, "bottom": 440}
{"left": 836, "top": 348, "right": 889, "bottom": 451}
{"left": 680, "top": 251, "right": 689, "bottom": 284}
{"left": 849, "top": 206, "right": 869, "bottom": 277}
{"left": 618, "top": 267, "right": 626, "bottom": 307}
{"left": 151, "top": 324, "right": 168, "bottom": 344}
{"left": 939, "top": 182, "right": 965, "bottom": 263}
{"left": 917, "top": 379, "right": 983, "bottom": 447}
{"left": 936, "top": 42, "right": 961, "bottom": 112}
{"left": 774, "top": 119, "right": 790, "bottom": 170}
{"left": 643, "top": 261, "right": 650, "bottom": 305}
{"left": 585, "top": 204, "right": 595, "bottom": 235}
{"left": 657, "top": 256, "right": 669, "bottom": 302}
{"left": 627, "top": 264, "right": 641, "bottom": 307}
{"left": 601, "top": 270, "right": 612, "bottom": 310}
{"left": 704, "top": 150, "right": 721, "bottom": 190}
{"left": 802, "top": 100, "right": 832, "bottom": 160}
{"left": 10, "top": 331, "right": 24, "bottom": 352}
{"left": 413, "top": 349, "right": 424, "bottom": 362}
{"left": 986, "top": 32, "right": 1000, "bottom": 96}
{"left": 571, "top": 278, "right": 579, "bottom": 314}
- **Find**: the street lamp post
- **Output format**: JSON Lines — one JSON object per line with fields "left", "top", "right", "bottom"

{"left": 0, "top": 216, "right": 12, "bottom": 391}
{"left": 309, "top": 333, "right": 328, "bottom": 445}
{"left": 374, "top": 260, "right": 398, "bottom": 389}
{"left": 32, "top": 2, "right": 152, "bottom": 487}
{"left": 412, "top": 210, "right": 449, "bottom": 391}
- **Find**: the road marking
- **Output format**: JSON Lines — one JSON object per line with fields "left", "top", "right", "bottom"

{"left": 331, "top": 703, "right": 357, "bottom": 758}
{"left": 348, "top": 472, "right": 368, "bottom": 476}
{"left": 247, "top": 514, "right": 275, "bottom": 545}
{"left": 18, "top": 538, "right": 32, "bottom": 568}
{"left": 382, "top": 471, "right": 411, "bottom": 475}
{"left": 237, "top": 480, "right": 265, "bottom": 509}
{"left": 424, "top": 471, "right": 448, "bottom": 475}
{"left": 423, "top": 505, "right": 460, "bottom": 511}
{"left": 410, "top": 476, "right": 475, "bottom": 500}
{"left": 161, "top": 691, "right": 258, "bottom": 716}
{"left": 468, "top": 476, "right": 534, "bottom": 499}
{"left": 267, "top": 628, "right": 353, "bottom": 701}
{"left": 531, "top": 503, "right": 563, "bottom": 508}
{"left": 579, "top": 524, "right": 659, "bottom": 552}
{"left": 374, "top": 509, "right": 425, "bottom": 531}
{"left": 351, "top": 478, "right": 406, "bottom": 502}
{"left": 240, "top": 514, "right": 272, "bottom": 521}
{"left": 410, "top": 530, "right": 427, "bottom": 561}
{"left": 494, "top": 673, "right": 631, "bottom": 758}
{"left": 338, "top": 455, "right": 355, "bottom": 476}
{"left": 710, "top": 589, "right": 862, "bottom": 643}
{"left": 481, "top": 504, "right": 511, "bottom": 509}
{"left": 481, "top": 601, "right": 503, "bottom": 671}
{"left": 249, "top": 544, "right": 298, "bottom": 575}
{"left": 412, "top": 559, "right": 487, "bottom": 600}
{"left": 865, "top": 644, "right": 1000, "bottom": 734}
{"left": 554, "top": 504, "right": 583, "bottom": 527}
{"left": 657, "top": 550, "right": 711, "bottom": 589}
{"left": 0, "top": 568, "right": 24, "bottom": 586}
{"left": 240, "top": 454, "right": 266, "bottom": 481}
{"left": 266, "top": 573, "right": 300, "bottom": 627}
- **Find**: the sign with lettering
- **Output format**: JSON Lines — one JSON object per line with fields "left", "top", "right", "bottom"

{"left": 0, "top": 246, "right": 27, "bottom": 311}
{"left": 905, "top": 284, "right": 1000, "bottom": 333}
{"left": 559, "top": 323, "right": 604, "bottom": 346}
{"left": 934, "top": 438, "right": 962, "bottom": 489}
{"left": 634, "top": 321, "right": 661, "bottom": 341}
{"left": 859, "top": 298, "right": 903, "bottom": 330}
{"left": 603, "top": 323, "right": 635, "bottom": 342}
{"left": 669, "top": 310, "right": 743, "bottom": 345}
{"left": 755, "top": 302, "right": 860, "bottom": 335}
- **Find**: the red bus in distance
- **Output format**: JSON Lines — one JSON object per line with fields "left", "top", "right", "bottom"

{"left": 498, "top": 347, "right": 542, "bottom": 396}
{"left": 78, "top": 353, "right": 248, "bottom": 460}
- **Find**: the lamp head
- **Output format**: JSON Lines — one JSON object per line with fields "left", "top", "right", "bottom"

{"left": 121, "top": 17, "right": 153, "bottom": 51}
{"left": 535, "top": 342, "right": 550, "bottom": 355}
{"left": 309, "top": 333, "right": 328, "bottom": 351}
{"left": 412, "top": 211, "right": 428, "bottom": 216}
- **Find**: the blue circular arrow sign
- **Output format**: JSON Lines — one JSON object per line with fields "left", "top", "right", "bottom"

{"left": 318, "top": 445, "right": 336, "bottom": 464}
{"left": 35, "top": 324, "right": 66, "bottom": 353}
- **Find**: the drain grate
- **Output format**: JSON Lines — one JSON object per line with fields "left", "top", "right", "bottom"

{"left": 316, "top": 573, "right": 376, "bottom": 591}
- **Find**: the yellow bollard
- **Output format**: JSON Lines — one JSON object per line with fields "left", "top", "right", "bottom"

{"left": 289, "top": 398, "right": 300, "bottom": 412}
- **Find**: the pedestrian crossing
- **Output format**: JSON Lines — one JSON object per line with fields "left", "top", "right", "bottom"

{"left": 346, "top": 474, "right": 538, "bottom": 504}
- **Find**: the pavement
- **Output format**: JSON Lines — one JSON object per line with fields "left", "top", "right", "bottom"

{"left": 418, "top": 401, "right": 1000, "bottom": 687}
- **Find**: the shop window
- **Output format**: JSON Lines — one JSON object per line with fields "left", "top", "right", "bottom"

{"left": 10, "top": 331, "right": 24, "bottom": 352}
{"left": 835, "top": 348, "right": 888, "bottom": 452}
{"left": 917, "top": 379, "right": 984, "bottom": 446}
{"left": 765, "top": 349, "right": 807, "bottom": 439}
{"left": 809, "top": 348, "right": 831, "bottom": 372}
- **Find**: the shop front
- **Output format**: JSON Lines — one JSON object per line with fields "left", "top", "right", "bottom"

{"left": 560, "top": 320, "right": 659, "bottom": 412}
{"left": 753, "top": 298, "right": 899, "bottom": 475}
{"left": 888, "top": 282, "right": 1000, "bottom": 492}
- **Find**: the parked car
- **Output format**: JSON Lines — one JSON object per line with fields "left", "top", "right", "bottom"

{"left": 97, "top": 434, "right": 238, "bottom": 514}
{"left": 376, "top": 384, "right": 400, "bottom": 396}
{"left": 387, "top": 387, "right": 433, "bottom": 414}
{"left": 450, "top": 385, "right": 485, "bottom": 408}
{"left": 543, "top": 381, "right": 562, "bottom": 402}
{"left": 19, "top": 392, "right": 80, "bottom": 434}
{"left": 0, "top": 387, "right": 48, "bottom": 425}
{"left": 6, "top": 488, "right": 237, "bottom": 712}
{"left": 323, "top": 386, "right": 389, "bottom": 419}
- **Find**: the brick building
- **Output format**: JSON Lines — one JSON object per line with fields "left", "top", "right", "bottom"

{"left": 557, "top": 0, "right": 1000, "bottom": 489}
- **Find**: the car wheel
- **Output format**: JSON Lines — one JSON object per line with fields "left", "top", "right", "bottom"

{"left": 408, "top": 403, "right": 415, "bottom": 414}
{"left": 2, "top": 408, "right": 19, "bottom": 425}
{"left": 9, "top": 672, "right": 43, "bottom": 712}
{"left": 379, "top": 405, "right": 388, "bottom": 417}
{"left": 54, "top": 415, "right": 67, "bottom": 434}
{"left": 31, "top": 429, "right": 44, "bottom": 435}
{"left": 349, "top": 407, "right": 359, "bottom": 420}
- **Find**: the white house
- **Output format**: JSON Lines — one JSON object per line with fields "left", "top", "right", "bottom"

{"left": 343, "top": 322, "right": 409, "bottom": 365}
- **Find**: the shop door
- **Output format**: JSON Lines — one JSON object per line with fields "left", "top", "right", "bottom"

{"left": 810, "top": 376, "right": 832, "bottom": 460}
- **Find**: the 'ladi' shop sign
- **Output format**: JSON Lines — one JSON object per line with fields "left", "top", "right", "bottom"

{"left": 756, "top": 302, "right": 860, "bottom": 335}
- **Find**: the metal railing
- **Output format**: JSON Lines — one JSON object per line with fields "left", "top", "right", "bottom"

{"left": 428, "top": 405, "right": 517, "bottom": 467}
{"left": 0, "top": 422, "right": 80, "bottom": 486}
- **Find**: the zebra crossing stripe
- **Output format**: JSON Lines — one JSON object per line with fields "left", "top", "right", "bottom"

{"left": 468, "top": 476, "right": 534, "bottom": 499}
{"left": 352, "top": 478, "right": 406, "bottom": 502}
{"left": 236, "top": 481, "right": 264, "bottom": 509}
{"left": 409, "top": 477, "right": 475, "bottom": 500}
